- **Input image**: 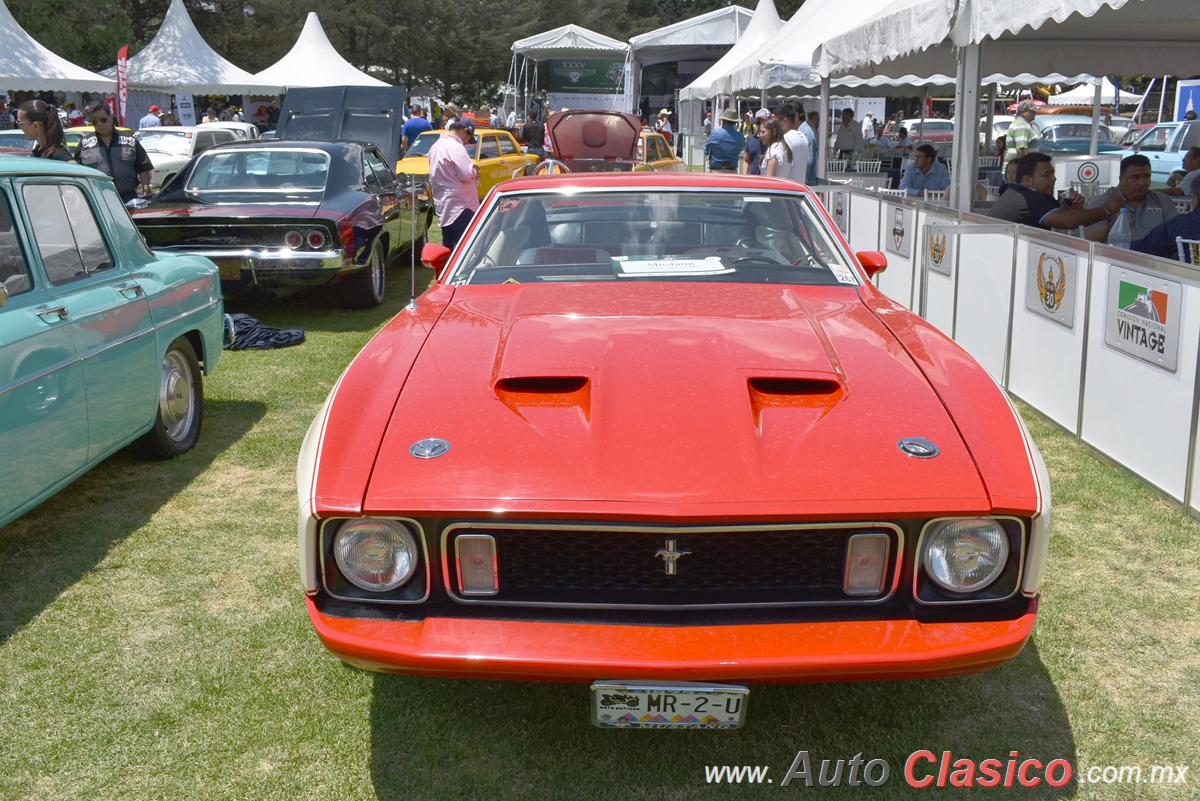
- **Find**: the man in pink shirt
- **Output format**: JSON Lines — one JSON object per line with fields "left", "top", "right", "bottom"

{"left": 427, "top": 118, "right": 480, "bottom": 251}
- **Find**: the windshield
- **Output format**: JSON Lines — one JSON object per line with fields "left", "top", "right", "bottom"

{"left": 1043, "top": 124, "right": 1112, "bottom": 142}
{"left": 403, "top": 132, "right": 439, "bottom": 158}
{"left": 184, "top": 149, "right": 330, "bottom": 195}
{"left": 136, "top": 130, "right": 194, "bottom": 156}
{"left": 452, "top": 190, "right": 858, "bottom": 287}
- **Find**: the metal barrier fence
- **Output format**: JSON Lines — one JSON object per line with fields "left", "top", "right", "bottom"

{"left": 812, "top": 184, "right": 1200, "bottom": 519}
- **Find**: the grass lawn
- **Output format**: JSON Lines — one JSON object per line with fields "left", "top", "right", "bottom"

{"left": 0, "top": 238, "right": 1197, "bottom": 800}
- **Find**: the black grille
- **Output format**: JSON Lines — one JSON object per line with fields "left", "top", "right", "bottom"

{"left": 447, "top": 526, "right": 897, "bottom": 607}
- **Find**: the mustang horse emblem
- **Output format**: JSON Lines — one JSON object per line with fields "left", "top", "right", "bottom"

{"left": 1037, "top": 253, "right": 1067, "bottom": 312}
{"left": 929, "top": 233, "right": 947, "bottom": 266}
{"left": 655, "top": 539, "right": 692, "bottom": 575}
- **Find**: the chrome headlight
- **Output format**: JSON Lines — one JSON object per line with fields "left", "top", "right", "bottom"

{"left": 921, "top": 518, "right": 1009, "bottom": 593}
{"left": 333, "top": 519, "right": 418, "bottom": 592}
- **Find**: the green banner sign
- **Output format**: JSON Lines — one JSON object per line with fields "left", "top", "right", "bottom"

{"left": 549, "top": 59, "right": 625, "bottom": 94}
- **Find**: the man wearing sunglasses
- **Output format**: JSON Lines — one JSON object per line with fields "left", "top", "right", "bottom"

{"left": 78, "top": 101, "right": 153, "bottom": 202}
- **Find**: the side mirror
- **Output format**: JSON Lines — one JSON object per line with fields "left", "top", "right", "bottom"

{"left": 856, "top": 251, "right": 888, "bottom": 278}
{"left": 421, "top": 242, "right": 452, "bottom": 280}
{"left": 0, "top": 282, "right": 8, "bottom": 307}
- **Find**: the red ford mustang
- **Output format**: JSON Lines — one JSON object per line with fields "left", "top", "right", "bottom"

{"left": 297, "top": 172, "right": 1051, "bottom": 729}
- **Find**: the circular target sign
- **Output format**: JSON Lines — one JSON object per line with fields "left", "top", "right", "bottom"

{"left": 1077, "top": 161, "right": 1100, "bottom": 183}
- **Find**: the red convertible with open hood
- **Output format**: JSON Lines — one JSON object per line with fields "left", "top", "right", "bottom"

{"left": 297, "top": 172, "right": 1051, "bottom": 729}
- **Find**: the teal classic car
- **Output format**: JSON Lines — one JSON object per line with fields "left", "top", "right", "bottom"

{"left": 0, "top": 156, "right": 226, "bottom": 528}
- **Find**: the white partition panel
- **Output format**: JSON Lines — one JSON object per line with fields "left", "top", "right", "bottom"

{"left": 1007, "top": 230, "right": 1089, "bottom": 433}
{"left": 849, "top": 191, "right": 881, "bottom": 255}
{"left": 876, "top": 201, "right": 918, "bottom": 310}
{"left": 921, "top": 218, "right": 956, "bottom": 337}
{"left": 949, "top": 223, "right": 1016, "bottom": 383}
{"left": 1081, "top": 247, "right": 1200, "bottom": 501}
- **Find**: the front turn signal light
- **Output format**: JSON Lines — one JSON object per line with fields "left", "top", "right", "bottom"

{"left": 844, "top": 533, "right": 890, "bottom": 595}
{"left": 455, "top": 534, "right": 498, "bottom": 595}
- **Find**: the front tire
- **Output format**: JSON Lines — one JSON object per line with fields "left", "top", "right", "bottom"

{"left": 133, "top": 336, "right": 203, "bottom": 460}
{"left": 340, "top": 243, "right": 385, "bottom": 309}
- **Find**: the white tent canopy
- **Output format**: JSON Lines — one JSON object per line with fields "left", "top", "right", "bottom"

{"left": 0, "top": 0, "right": 114, "bottom": 91}
{"left": 254, "top": 13, "right": 387, "bottom": 88}
{"left": 678, "top": 0, "right": 781, "bottom": 101}
{"left": 1048, "top": 76, "right": 1141, "bottom": 106}
{"left": 629, "top": 6, "right": 753, "bottom": 67}
{"left": 110, "top": 0, "right": 281, "bottom": 94}
{"left": 815, "top": 0, "right": 1200, "bottom": 80}
{"left": 511, "top": 24, "right": 628, "bottom": 60}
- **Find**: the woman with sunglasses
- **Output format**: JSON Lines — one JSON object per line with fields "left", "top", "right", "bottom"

{"left": 17, "top": 100, "right": 72, "bottom": 161}
{"left": 78, "top": 100, "right": 154, "bottom": 202}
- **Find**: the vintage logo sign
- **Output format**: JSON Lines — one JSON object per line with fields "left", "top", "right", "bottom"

{"left": 923, "top": 215, "right": 954, "bottom": 276}
{"left": 1103, "top": 264, "right": 1181, "bottom": 372}
{"left": 1025, "top": 244, "right": 1077, "bottom": 328}
{"left": 885, "top": 205, "right": 909, "bottom": 256}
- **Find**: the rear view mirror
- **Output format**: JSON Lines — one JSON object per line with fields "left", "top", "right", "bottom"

{"left": 421, "top": 242, "right": 452, "bottom": 280}
{"left": 856, "top": 251, "right": 888, "bottom": 278}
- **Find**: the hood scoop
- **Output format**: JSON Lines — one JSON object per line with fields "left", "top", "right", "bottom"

{"left": 747, "top": 375, "right": 844, "bottom": 429}
{"left": 495, "top": 375, "right": 591, "bottom": 420}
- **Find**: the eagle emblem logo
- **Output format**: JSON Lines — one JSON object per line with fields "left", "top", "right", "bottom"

{"left": 1037, "top": 253, "right": 1067, "bottom": 312}
{"left": 929, "top": 233, "right": 947, "bottom": 266}
{"left": 553, "top": 68, "right": 596, "bottom": 84}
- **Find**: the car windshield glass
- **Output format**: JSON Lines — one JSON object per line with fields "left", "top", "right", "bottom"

{"left": 136, "top": 130, "right": 193, "bottom": 155}
{"left": 452, "top": 190, "right": 857, "bottom": 287}
{"left": 404, "top": 132, "right": 439, "bottom": 158}
{"left": 1045, "top": 124, "right": 1111, "bottom": 141}
{"left": 184, "top": 149, "right": 330, "bottom": 194}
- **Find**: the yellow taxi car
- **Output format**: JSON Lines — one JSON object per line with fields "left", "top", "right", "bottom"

{"left": 639, "top": 130, "right": 686, "bottom": 172}
{"left": 398, "top": 128, "right": 538, "bottom": 199}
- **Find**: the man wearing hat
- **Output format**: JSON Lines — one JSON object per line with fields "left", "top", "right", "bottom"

{"left": 1004, "top": 100, "right": 1038, "bottom": 169}
{"left": 705, "top": 108, "right": 745, "bottom": 173}
{"left": 655, "top": 108, "right": 673, "bottom": 143}
{"left": 139, "top": 105, "right": 162, "bottom": 129}
{"left": 427, "top": 117, "right": 480, "bottom": 252}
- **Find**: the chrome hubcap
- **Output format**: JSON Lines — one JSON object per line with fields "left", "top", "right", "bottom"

{"left": 372, "top": 250, "right": 384, "bottom": 296}
{"left": 159, "top": 350, "right": 194, "bottom": 441}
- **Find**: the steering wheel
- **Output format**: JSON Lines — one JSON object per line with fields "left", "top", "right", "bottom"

{"left": 533, "top": 160, "right": 571, "bottom": 175}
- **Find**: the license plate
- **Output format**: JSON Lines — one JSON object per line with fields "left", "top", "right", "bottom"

{"left": 591, "top": 681, "right": 748, "bottom": 729}
{"left": 213, "top": 259, "right": 242, "bottom": 280}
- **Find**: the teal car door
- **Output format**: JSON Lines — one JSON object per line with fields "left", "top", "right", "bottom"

{"left": 1134, "top": 124, "right": 1178, "bottom": 185}
{"left": 18, "top": 179, "right": 156, "bottom": 462}
{"left": 0, "top": 184, "right": 87, "bottom": 524}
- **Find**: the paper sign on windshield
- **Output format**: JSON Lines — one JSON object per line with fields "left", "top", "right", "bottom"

{"left": 613, "top": 256, "right": 734, "bottom": 275}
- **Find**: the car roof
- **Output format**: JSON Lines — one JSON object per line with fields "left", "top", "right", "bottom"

{"left": 499, "top": 172, "right": 816, "bottom": 194}
{"left": 0, "top": 154, "right": 104, "bottom": 177}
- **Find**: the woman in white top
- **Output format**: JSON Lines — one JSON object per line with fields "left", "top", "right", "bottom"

{"left": 761, "top": 119, "right": 793, "bottom": 179}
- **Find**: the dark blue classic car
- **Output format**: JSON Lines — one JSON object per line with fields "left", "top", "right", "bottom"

{"left": 0, "top": 156, "right": 225, "bottom": 528}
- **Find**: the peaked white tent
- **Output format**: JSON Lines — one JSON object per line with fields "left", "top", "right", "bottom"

{"left": 678, "top": 0, "right": 781, "bottom": 102}
{"left": 254, "top": 13, "right": 387, "bottom": 88}
{"left": 111, "top": 0, "right": 281, "bottom": 94}
{"left": 1048, "top": 76, "right": 1141, "bottom": 106}
{"left": 0, "top": 0, "right": 114, "bottom": 91}
{"left": 508, "top": 25, "right": 629, "bottom": 114}
{"left": 629, "top": 6, "right": 753, "bottom": 66}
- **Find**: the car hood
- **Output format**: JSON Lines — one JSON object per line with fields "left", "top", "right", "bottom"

{"left": 546, "top": 110, "right": 643, "bottom": 163}
{"left": 363, "top": 282, "right": 991, "bottom": 517}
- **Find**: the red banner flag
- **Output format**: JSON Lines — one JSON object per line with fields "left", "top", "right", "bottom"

{"left": 116, "top": 45, "right": 129, "bottom": 126}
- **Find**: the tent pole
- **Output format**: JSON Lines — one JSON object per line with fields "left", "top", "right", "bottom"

{"left": 984, "top": 88, "right": 994, "bottom": 155}
{"left": 818, "top": 76, "right": 829, "bottom": 181}
{"left": 1088, "top": 80, "right": 1102, "bottom": 156}
{"left": 1157, "top": 74, "right": 1168, "bottom": 123}
{"left": 950, "top": 43, "right": 980, "bottom": 213}
{"left": 1132, "top": 78, "right": 1153, "bottom": 124}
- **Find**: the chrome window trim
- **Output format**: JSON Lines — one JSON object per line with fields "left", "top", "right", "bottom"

{"left": 440, "top": 521, "right": 904, "bottom": 610}
{"left": 912, "top": 516, "right": 1027, "bottom": 605}
{"left": 842, "top": 532, "right": 891, "bottom": 596}
{"left": 78, "top": 325, "right": 155, "bottom": 363}
{"left": 448, "top": 184, "right": 861, "bottom": 287}
{"left": 454, "top": 533, "right": 499, "bottom": 596}
{"left": 319, "top": 517, "right": 430, "bottom": 605}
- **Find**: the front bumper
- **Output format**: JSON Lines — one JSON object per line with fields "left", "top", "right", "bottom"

{"left": 307, "top": 596, "right": 1038, "bottom": 683}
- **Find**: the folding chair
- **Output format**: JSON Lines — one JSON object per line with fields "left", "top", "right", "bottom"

{"left": 1177, "top": 237, "right": 1200, "bottom": 265}
{"left": 923, "top": 188, "right": 948, "bottom": 202}
{"left": 978, "top": 156, "right": 1001, "bottom": 168}
{"left": 856, "top": 159, "right": 881, "bottom": 174}
{"left": 878, "top": 188, "right": 906, "bottom": 197}
{"left": 826, "top": 159, "right": 848, "bottom": 173}
{"left": 1172, "top": 197, "right": 1194, "bottom": 215}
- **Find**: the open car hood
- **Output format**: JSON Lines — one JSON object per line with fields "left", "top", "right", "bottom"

{"left": 276, "top": 86, "right": 407, "bottom": 166}
{"left": 547, "top": 110, "right": 642, "bottom": 166}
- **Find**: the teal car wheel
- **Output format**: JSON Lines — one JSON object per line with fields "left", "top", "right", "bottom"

{"left": 133, "top": 336, "right": 203, "bottom": 460}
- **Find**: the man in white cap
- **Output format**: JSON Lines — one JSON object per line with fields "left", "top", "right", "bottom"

{"left": 705, "top": 108, "right": 745, "bottom": 172}
{"left": 655, "top": 108, "right": 673, "bottom": 143}
{"left": 1004, "top": 100, "right": 1038, "bottom": 169}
